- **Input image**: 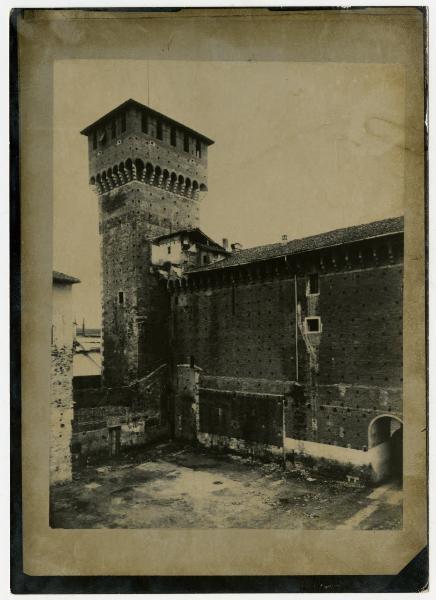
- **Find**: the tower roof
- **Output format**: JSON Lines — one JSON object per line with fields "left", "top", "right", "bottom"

{"left": 152, "top": 228, "right": 228, "bottom": 252}
{"left": 80, "top": 98, "right": 214, "bottom": 146}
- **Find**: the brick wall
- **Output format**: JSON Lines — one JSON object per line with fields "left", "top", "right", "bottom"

{"left": 71, "top": 364, "right": 170, "bottom": 464}
{"left": 172, "top": 236, "right": 403, "bottom": 454}
{"left": 99, "top": 182, "right": 196, "bottom": 387}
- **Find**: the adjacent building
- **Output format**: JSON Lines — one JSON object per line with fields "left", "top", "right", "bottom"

{"left": 51, "top": 270, "right": 80, "bottom": 484}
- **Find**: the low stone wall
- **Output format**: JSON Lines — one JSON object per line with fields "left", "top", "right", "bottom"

{"left": 174, "top": 367, "right": 399, "bottom": 484}
{"left": 72, "top": 364, "right": 170, "bottom": 465}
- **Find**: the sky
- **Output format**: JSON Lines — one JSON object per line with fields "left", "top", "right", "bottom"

{"left": 53, "top": 59, "right": 405, "bottom": 328}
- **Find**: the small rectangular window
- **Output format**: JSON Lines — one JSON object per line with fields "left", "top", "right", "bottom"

{"left": 196, "top": 139, "right": 202, "bottom": 158}
{"left": 111, "top": 120, "right": 116, "bottom": 139}
{"left": 305, "top": 317, "right": 321, "bottom": 333}
{"left": 141, "top": 112, "right": 148, "bottom": 133}
{"left": 308, "top": 273, "right": 319, "bottom": 295}
{"left": 118, "top": 291, "right": 124, "bottom": 305}
{"left": 184, "top": 133, "right": 190, "bottom": 152}
{"left": 167, "top": 245, "right": 171, "bottom": 254}
{"left": 170, "top": 127, "right": 177, "bottom": 146}
{"left": 121, "top": 113, "right": 126, "bottom": 132}
{"left": 92, "top": 131, "right": 97, "bottom": 149}
{"left": 157, "top": 121, "right": 163, "bottom": 140}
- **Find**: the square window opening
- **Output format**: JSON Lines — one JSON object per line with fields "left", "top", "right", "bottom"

{"left": 308, "top": 273, "right": 319, "bottom": 295}
{"left": 305, "top": 317, "right": 321, "bottom": 333}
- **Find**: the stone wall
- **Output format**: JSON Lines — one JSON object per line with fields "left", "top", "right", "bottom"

{"left": 172, "top": 234, "right": 404, "bottom": 454}
{"left": 50, "top": 283, "right": 75, "bottom": 484}
{"left": 72, "top": 364, "right": 170, "bottom": 465}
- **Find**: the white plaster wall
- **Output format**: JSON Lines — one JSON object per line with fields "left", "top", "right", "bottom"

{"left": 284, "top": 437, "right": 371, "bottom": 467}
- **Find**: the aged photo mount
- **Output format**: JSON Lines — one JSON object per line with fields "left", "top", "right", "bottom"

{"left": 14, "top": 6, "right": 427, "bottom": 585}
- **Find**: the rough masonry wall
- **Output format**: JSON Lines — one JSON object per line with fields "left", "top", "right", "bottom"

{"left": 173, "top": 277, "right": 299, "bottom": 380}
{"left": 88, "top": 105, "right": 208, "bottom": 183}
{"left": 100, "top": 182, "right": 198, "bottom": 387}
{"left": 51, "top": 284, "right": 75, "bottom": 484}
{"left": 72, "top": 365, "right": 170, "bottom": 463}
{"left": 173, "top": 242, "right": 403, "bottom": 453}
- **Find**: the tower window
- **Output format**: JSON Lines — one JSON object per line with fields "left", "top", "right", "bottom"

{"left": 118, "top": 291, "right": 124, "bottom": 305}
{"left": 184, "top": 133, "right": 190, "bottom": 152}
{"left": 92, "top": 131, "right": 97, "bottom": 149}
{"left": 170, "top": 126, "right": 177, "bottom": 146}
{"left": 305, "top": 317, "right": 322, "bottom": 333}
{"left": 141, "top": 112, "right": 148, "bottom": 133}
{"left": 196, "top": 139, "right": 202, "bottom": 158}
{"left": 111, "top": 120, "right": 116, "bottom": 139}
{"left": 121, "top": 113, "right": 126, "bottom": 132}
{"left": 167, "top": 245, "right": 171, "bottom": 254}
{"left": 307, "top": 273, "right": 319, "bottom": 295}
{"left": 157, "top": 120, "right": 163, "bottom": 140}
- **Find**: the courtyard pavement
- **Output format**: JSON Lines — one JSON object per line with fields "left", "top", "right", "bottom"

{"left": 50, "top": 443, "right": 402, "bottom": 529}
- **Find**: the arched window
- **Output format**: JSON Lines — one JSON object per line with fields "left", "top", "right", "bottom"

{"left": 178, "top": 174, "right": 185, "bottom": 194}
{"left": 185, "top": 178, "right": 192, "bottom": 197}
{"left": 125, "top": 159, "right": 133, "bottom": 181}
{"left": 145, "top": 162, "right": 154, "bottom": 183}
{"left": 153, "top": 165, "right": 161, "bottom": 187}
{"left": 170, "top": 172, "right": 177, "bottom": 192}
{"left": 135, "top": 159, "right": 145, "bottom": 182}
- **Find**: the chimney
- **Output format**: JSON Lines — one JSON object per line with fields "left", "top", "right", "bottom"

{"left": 222, "top": 238, "right": 229, "bottom": 251}
{"left": 231, "top": 242, "right": 243, "bottom": 252}
{"left": 282, "top": 234, "right": 288, "bottom": 241}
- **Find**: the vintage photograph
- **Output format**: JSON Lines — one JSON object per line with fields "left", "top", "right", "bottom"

{"left": 50, "top": 57, "right": 405, "bottom": 530}
{"left": 13, "top": 6, "right": 427, "bottom": 584}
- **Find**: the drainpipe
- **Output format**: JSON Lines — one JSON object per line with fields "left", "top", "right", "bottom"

{"left": 294, "top": 274, "right": 299, "bottom": 382}
{"left": 282, "top": 396, "right": 286, "bottom": 469}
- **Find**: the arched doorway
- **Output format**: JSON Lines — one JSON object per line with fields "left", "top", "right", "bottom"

{"left": 368, "top": 415, "right": 403, "bottom": 485}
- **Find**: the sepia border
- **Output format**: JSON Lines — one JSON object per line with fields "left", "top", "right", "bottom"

{"left": 11, "top": 6, "right": 428, "bottom": 591}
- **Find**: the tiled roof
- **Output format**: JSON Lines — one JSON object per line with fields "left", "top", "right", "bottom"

{"left": 187, "top": 216, "right": 404, "bottom": 273}
{"left": 152, "top": 228, "right": 228, "bottom": 252}
{"left": 53, "top": 271, "right": 81, "bottom": 284}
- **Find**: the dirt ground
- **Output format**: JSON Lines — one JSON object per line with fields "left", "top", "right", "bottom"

{"left": 51, "top": 443, "right": 402, "bottom": 529}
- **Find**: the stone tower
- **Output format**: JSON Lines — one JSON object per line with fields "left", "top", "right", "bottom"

{"left": 81, "top": 99, "right": 214, "bottom": 387}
